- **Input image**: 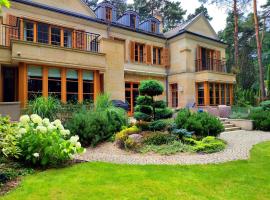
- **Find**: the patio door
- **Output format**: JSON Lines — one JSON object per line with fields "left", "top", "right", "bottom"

{"left": 2, "top": 67, "right": 18, "bottom": 102}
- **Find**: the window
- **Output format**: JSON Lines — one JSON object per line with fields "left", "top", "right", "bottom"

{"left": 130, "top": 14, "right": 136, "bottom": 28}
{"left": 37, "top": 23, "right": 49, "bottom": 44}
{"left": 135, "top": 43, "right": 145, "bottom": 63}
{"left": 125, "top": 82, "right": 139, "bottom": 113}
{"left": 151, "top": 22, "right": 156, "bottom": 32}
{"left": 105, "top": 7, "right": 112, "bottom": 21}
{"left": 51, "top": 27, "right": 61, "bottom": 46}
{"left": 28, "top": 66, "right": 42, "bottom": 100}
{"left": 66, "top": 69, "right": 78, "bottom": 102}
{"left": 83, "top": 71, "right": 94, "bottom": 102}
{"left": 226, "top": 84, "right": 231, "bottom": 105}
{"left": 221, "top": 84, "right": 225, "bottom": 104}
{"left": 215, "top": 83, "right": 220, "bottom": 105}
{"left": 64, "top": 29, "right": 72, "bottom": 48}
{"left": 24, "top": 21, "right": 34, "bottom": 42}
{"left": 153, "top": 47, "right": 162, "bottom": 65}
{"left": 48, "top": 68, "right": 61, "bottom": 99}
{"left": 209, "top": 83, "right": 215, "bottom": 105}
{"left": 197, "top": 83, "right": 205, "bottom": 106}
{"left": 171, "top": 84, "right": 178, "bottom": 108}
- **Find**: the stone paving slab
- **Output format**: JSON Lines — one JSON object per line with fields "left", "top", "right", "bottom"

{"left": 75, "top": 131, "right": 270, "bottom": 165}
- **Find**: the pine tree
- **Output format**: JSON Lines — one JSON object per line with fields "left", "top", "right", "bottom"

{"left": 187, "top": 5, "right": 213, "bottom": 21}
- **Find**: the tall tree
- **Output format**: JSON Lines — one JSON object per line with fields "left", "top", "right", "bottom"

{"left": 0, "top": 0, "right": 10, "bottom": 12}
{"left": 253, "top": 0, "right": 266, "bottom": 99}
{"left": 187, "top": 4, "right": 213, "bottom": 21}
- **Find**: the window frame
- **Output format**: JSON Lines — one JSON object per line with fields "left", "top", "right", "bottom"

{"left": 170, "top": 83, "right": 178, "bottom": 108}
{"left": 105, "top": 7, "right": 112, "bottom": 21}
{"left": 27, "top": 66, "right": 43, "bottom": 101}
{"left": 48, "top": 67, "right": 61, "bottom": 99}
{"left": 134, "top": 42, "right": 145, "bottom": 63}
{"left": 153, "top": 46, "right": 162, "bottom": 65}
{"left": 66, "top": 69, "right": 79, "bottom": 102}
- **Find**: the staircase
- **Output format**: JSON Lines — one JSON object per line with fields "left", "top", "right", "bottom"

{"left": 220, "top": 118, "right": 241, "bottom": 132}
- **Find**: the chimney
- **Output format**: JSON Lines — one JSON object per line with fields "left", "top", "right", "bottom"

{"left": 154, "top": 11, "right": 163, "bottom": 33}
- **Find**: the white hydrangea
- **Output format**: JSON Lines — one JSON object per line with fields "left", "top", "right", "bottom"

{"left": 75, "top": 142, "right": 81, "bottom": 148}
{"left": 53, "top": 119, "right": 62, "bottom": 127}
{"left": 36, "top": 125, "right": 47, "bottom": 134}
{"left": 33, "top": 153, "right": 39, "bottom": 158}
{"left": 30, "top": 114, "right": 43, "bottom": 125}
{"left": 57, "top": 124, "right": 65, "bottom": 130}
{"left": 70, "top": 135, "right": 79, "bottom": 145}
{"left": 47, "top": 124, "right": 56, "bottom": 132}
{"left": 42, "top": 118, "right": 50, "bottom": 126}
{"left": 19, "top": 115, "right": 30, "bottom": 124}
{"left": 60, "top": 130, "right": 70, "bottom": 136}
{"left": 18, "top": 128, "right": 27, "bottom": 135}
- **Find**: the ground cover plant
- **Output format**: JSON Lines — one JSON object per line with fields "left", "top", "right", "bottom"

{"left": 1, "top": 142, "right": 270, "bottom": 200}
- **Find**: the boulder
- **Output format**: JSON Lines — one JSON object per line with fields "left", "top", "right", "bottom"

{"left": 128, "top": 134, "right": 143, "bottom": 143}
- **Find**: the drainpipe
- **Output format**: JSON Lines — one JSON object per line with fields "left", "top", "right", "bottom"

{"left": 165, "top": 39, "right": 169, "bottom": 106}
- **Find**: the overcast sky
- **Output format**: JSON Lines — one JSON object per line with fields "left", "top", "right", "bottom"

{"left": 126, "top": 0, "right": 267, "bottom": 32}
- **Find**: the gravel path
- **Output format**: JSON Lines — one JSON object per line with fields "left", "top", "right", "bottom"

{"left": 76, "top": 131, "right": 270, "bottom": 165}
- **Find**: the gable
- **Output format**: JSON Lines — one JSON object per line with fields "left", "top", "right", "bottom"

{"left": 29, "top": 0, "right": 96, "bottom": 17}
{"left": 186, "top": 16, "right": 218, "bottom": 39}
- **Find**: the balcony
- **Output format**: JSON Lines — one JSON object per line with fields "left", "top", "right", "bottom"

{"left": 195, "top": 58, "right": 226, "bottom": 73}
{"left": 0, "top": 22, "right": 100, "bottom": 53}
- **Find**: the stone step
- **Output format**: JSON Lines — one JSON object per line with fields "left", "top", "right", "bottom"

{"left": 223, "top": 124, "right": 235, "bottom": 128}
{"left": 222, "top": 121, "right": 231, "bottom": 125}
{"left": 224, "top": 127, "right": 242, "bottom": 132}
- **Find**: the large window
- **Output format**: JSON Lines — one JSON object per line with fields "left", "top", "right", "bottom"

{"left": 51, "top": 27, "right": 61, "bottom": 46}
{"left": 66, "top": 69, "right": 78, "bottom": 102}
{"left": 64, "top": 29, "right": 72, "bottom": 48}
{"left": 125, "top": 82, "right": 139, "bottom": 113}
{"left": 197, "top": 83, "right": 205, "bottom": 106}
{"left": 135, "top": 43, "right": 144, "bottom": 63}
{"left": 24, "top": 21, "right": 34, "bottom": 42}
{"left": 170, "top": 84, "right": 178, "bottom": 108}
{"left": 153, "top": 47, "right": 162, "bottom": 65}
{"left": 48, "top": 68, "right": 61, "bottom": 99}
{"left": 196, "top": 82, "right": 233, "bottom": 106}
{"left": 37, "top": 23, "right": 49, "bottom": 44}
{"left": 83, "top": 71, "right": 94, "bottom": 102}
{"left": 28, "top": 66, "right": 42, "bottom": 100}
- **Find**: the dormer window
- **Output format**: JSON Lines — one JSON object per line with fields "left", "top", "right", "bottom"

{"left": 105, "top": 7, "right": 112, "bottom": 21}
{"left": 130, "top": 14, "right": 136, "bottom": 28}
{"left": 151, "top": 22, "right": 156, "bottom": 32}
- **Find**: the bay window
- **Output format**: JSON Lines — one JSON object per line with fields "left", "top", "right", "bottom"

{"left": 66, "top": 69, "right": 78, "bottom": 102}
{"left": 28, "top": 66, "right": 42, "bottom": 100}
{"left": 48, "top": 68, "right": 61, "bottom": 99}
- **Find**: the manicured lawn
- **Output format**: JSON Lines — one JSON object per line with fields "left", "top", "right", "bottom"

{"left": 1, "top": 142, "right": 270, "bottom": 200}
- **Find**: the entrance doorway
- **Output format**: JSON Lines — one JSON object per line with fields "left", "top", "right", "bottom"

{"left": 1, "top": 67, "right": 18, "bottom": 102}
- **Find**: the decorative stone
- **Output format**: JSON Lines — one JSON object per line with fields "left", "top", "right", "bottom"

{"left": 128, "top": 134, "right": 143, "bottom": 143}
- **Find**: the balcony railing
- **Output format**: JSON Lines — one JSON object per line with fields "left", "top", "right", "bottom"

{"left": 0, "top": 23, "right": 100, "bottom": 53}
{"left": 195, "top": 59, "right": 226, "bottom": 73}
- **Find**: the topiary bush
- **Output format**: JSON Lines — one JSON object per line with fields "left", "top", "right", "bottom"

{"left": 149, "top": 120, "right": 168, "bottom": 131}
{"left": 134, "top": 80, "right": 173, "bottom": 121}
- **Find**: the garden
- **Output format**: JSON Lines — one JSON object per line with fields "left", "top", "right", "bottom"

{"left": 1, "top": 79, "right": 270, "bottom": 197}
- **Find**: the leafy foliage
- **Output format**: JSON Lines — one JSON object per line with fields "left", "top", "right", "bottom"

{"left": 187, "top": 4, "right": 212, "bottom": 21}
{"left": 175, "top": 110, "right": 224, "bottom": 137}
{"left": 66, "top": 94, "right": 128, "bottom": 147}
{"left": 143, "top": 132, "right": 176, "bottom": 145}
{"left": 115, "top": 126, "right": 140, "bottom": 148}
{"left": 25, "top": 96, "right": 61, "bottom": 121}
{"left": 149, "top": 120, "right": 168, "bottom": 131}
{"left": 249, "top": 110, "right": 270, "bottom": 131}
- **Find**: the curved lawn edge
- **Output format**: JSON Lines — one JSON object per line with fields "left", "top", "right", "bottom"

{"left": 75, "top": 130, "right": 270, "bottom": 165}
{"left": 1, "top": 141, "right": 270, "bottom": 200}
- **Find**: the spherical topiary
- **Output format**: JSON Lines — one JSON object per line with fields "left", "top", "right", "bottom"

{"left": 139, "top": 80, "right": 164, "bottom": 97}
{"left": 136, "top": 95, "right": 153, "bottom": 105}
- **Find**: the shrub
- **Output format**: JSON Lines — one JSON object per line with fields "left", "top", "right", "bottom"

{"left": 188, "top": 136, "right": 226, "bottom": 153}
{"left": 249, "top": 110, "right": 270, "bottom": 131}
{"left": 140, "top": 141, "right": 191, "bottom": 155}
{"left": 175, "top": 109, "right": 191, "bottom": 128}
{"left": 149, "top": 120, "right": 168, "bottom": 131}
{"left": 18, "top": 115, "right": 84, "bottom": 167}
{"left": 260, "top": 100, "right": 270, "bottom": 111}
{"left": 135, "top": 121, "right": 150, "bottom": 131}
{"left": 139, "top": 80, "right": 163, "bottom": 97}
{"left": 155, "top": 108, "right": 173, "bottom": 120}
{"left": 171, "top": 129, "right": 193, "bottom": 139}
{"left": 0, "top": 116, "right": 21, "bottom": 158}
{"left": 115, "top": 126, "right": 140, "bottom": 148}
{"left": 25, "top": 96, "right": 61, "bottom": 121}
{"left": 66, "top": 94, "right": 128, "bottom": 146}
{"left": 175, "top": 111, "right": 224, "bottom": 137}
{"left": 143, "top": 132, "right": 176, "bottom": 145}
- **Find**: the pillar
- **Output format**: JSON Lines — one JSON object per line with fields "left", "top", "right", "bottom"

{"left": 18, "top": 62, "right": 27, "bottom": 107}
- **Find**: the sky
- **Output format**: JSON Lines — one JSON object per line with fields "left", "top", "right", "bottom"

{"left": 126, "top": 0, "right": 267, "bottom": 32}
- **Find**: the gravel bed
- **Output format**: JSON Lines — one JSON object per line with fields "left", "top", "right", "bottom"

{"left": 75, "top": 131, "right": 270, "bottom": 165}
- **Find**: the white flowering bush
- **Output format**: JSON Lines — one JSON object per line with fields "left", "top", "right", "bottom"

{"left": 17, "top": 114, "right": 85, "bottom": 166}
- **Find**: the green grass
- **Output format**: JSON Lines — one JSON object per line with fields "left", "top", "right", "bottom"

{"left": 2, "top": 142, "right": 270, "bottom": 200}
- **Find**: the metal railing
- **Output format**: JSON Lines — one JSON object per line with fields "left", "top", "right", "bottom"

{"left": 0, "top": 23, "right": 100, "bottom": 53}
{"left": 195, "top": 59, "right": 226, "bottom": 72}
